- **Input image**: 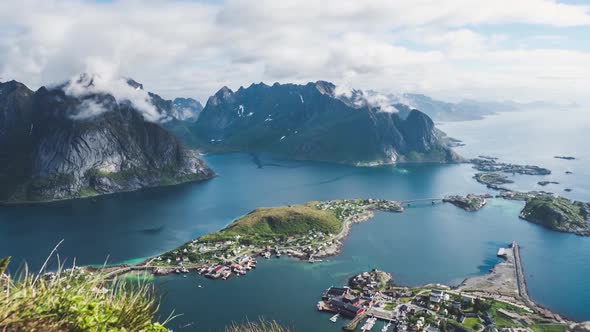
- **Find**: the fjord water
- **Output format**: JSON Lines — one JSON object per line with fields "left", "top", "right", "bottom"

{"left": 0, "top": 108, "right": 589, "bottom": 330}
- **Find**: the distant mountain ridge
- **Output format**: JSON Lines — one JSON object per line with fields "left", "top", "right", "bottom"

{"left": 182, "top": 81, "right": 460, "bottom": 166}
{"left": 388, "top": 93, "right": 575, "bottom": 122}
{"left": 126, "top": 79, "right": 203, "bottom": 122}
{"left": 0, "top": 77, "right": 214, "bottom": 203}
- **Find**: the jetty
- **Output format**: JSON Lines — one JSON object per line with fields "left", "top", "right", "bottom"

{"left": 512, "top": 241, "right": 531, "bottom": 304}
{"left": 343, "top": 312, "right": 367, "bottom": 331}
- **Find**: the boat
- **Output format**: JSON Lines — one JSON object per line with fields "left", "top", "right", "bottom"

{"left": 330, "top": 314, "right": 339, "bottom": 323}
{"left": 382, "top": 322, "right": 391, "bottom": 332}
{"left": 198, "top": 285, "right": 203, "bottom": 288}
{"left": 362, "top": 317, "right": 377, "bottom": 331}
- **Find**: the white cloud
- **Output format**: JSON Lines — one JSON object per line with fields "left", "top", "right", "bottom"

{"left": 69, "top": 99, "right": 109, "bottom": 120}
{"left": 0, "top": 0, "right": 589, "bottom": 105}
{"left": 63, "top": 58, "right": 161, "bottom": 122}
{"left": 334, "top": 84, "right": 399, "bottom": 113}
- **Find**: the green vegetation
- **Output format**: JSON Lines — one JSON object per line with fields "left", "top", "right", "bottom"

{"left": 0, "top": 256, "right": 169, "bottom": 332}
{"left": 531, "top": 324, "right": 567, "bottom": 332}
{"left": 402, "top": 145, "right": 459, "bottom": 163}
{"left": 200, "top": 203, "right": 341, "bottom": 243}
{"left": 520, "top": 195, "right": 590, "bottom": 234}
{"left": 156, "top": 202, "right": 344, "bottom": 267}
{"left": 461, "top": 317, "right": 480, "bottom": 330}
{"left": 443, "top": 194, "right": 487, "bottom": 211}
{"left": 78, "top": 186, "right": 100, "bottom": 197}
{"left": 0, "top": 256, "right": 9, "bottom": 275}
{"left": 447, "top": 319, "right": 476, "bottom": 332}
{"left": 225, "top": 319, "right": 291, "bottom": 332}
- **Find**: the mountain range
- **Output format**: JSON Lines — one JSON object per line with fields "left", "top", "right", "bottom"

{"left": 0, "top": 77, "right": 214, "bottom": 203}
{"left": 0, "top": 76, "right": 466, "bottom": 202}
{"left": 180, "top": 81, "right": 461, "bottom": 166}
{"left": 389, "top": 93, "right": 575, "bottom": 122}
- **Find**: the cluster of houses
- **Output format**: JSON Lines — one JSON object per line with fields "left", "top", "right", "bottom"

{"left": 196, "top": 255, "right": 257, "bottom": 280}
{"left": 315, "top": 199, "right": 403, "bottom": 222}
{"left": 318, "top": 286, "right": 373, "bottom": 318}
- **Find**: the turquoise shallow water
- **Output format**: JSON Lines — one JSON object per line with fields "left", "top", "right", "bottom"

{"left": 1, "top": 108, "right": 589, "bottom": 330}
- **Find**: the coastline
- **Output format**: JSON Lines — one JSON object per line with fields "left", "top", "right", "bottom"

{"left": 79, "top": 198, "right": 578, "bottom": 325}
{"left": 0, "top": 173, "right": 217, "bottom": 206}
{"left": 316, "top": 243, "right": 569, "bottom": 332}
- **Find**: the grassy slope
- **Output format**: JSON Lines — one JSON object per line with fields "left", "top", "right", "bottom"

{"left": 199, "top": 203, "right": 342, "bottom": 242}
{"left": 0, "top": 257, "right": 167, "bottom": 332}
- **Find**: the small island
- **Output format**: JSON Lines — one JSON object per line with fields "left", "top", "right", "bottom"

{"left": 520, "top": 195, "right": 590, "bottom": 236}
{"left": 537, "top": 181, "right": 559, "bottom": 186}
{"left": 474, "top": 173, "right": 514, "bottom": 190}
{"left": 471, "top": 158, "right": 551, "bottom": 175}
{"left": 443, "top": 194, "right": 489, "bottom": 211}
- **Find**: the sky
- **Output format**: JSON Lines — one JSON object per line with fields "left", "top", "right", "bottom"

{"left": 0, "top": 0, "right": 589, "bottom": 105}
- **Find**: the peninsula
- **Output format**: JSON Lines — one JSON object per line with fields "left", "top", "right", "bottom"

{"left": 90, "top": 189, "right": 590, "bottom": 282}
{"left": 146, "top": 199, "right": 404, "bottom": 278}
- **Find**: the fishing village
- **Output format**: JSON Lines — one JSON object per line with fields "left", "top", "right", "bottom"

{"left": 104, "top": 198, "right": 408, "bottom": 280}
{"left": 315, "top": 242, "right": 568, "bottom": 332}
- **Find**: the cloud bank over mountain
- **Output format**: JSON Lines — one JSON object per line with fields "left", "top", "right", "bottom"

{"left": 0, "top": 0, "right": 589, "bottom": 105}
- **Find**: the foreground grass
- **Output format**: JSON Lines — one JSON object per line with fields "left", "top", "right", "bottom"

{"left": 225, "top": 319, "right": 291, "bottom": 332}
{"left": 1, "top": 254, "right": 292, "bottom": 332}
{"left": 0, "top": 256, "right": 169, "bottom": 332}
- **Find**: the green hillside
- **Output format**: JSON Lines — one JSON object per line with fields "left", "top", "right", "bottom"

{"left": 200, "top": 203, "right": 342, "bottom": 243}
{"left": 520, "top": 195, "right": 590, "bottom": 235}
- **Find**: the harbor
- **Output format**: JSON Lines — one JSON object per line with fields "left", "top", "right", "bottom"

{"left": 315, "top": 244, "right": 567, "bottom": 332}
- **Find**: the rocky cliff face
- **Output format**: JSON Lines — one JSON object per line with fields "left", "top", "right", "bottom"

{"left": 189, "top": 81, "right": 460, "bottom": 165}
{"left": 0, "top": 79, "right": 214, "bottom": 203}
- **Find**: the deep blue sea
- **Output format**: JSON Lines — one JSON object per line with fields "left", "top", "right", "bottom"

{"left": 0, "top": 108, "right": 589, "bottom": 331}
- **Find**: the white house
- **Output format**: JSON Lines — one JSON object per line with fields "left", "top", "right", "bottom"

{"left": 430, "top": 290, "right": 445, "bottom": 303}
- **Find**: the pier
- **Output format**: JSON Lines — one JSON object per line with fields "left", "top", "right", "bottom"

{"left": 343, "top": 312, "right": 367, "bottom": 331}
{"left": 512, "top": 241, "right": 531, "bottom": 305}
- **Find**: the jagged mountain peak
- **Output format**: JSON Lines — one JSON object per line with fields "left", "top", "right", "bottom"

{"left": 0, "top": 76, "right": 215, "bottom": 203}
{"left": 189, "top": 80, "right": 460, "bottom": 166}
{"left": 313, "top": 80, "right": 336, "bottom": 96}
{"left": 126, "top": 78, "right": 144, "bottom": 90}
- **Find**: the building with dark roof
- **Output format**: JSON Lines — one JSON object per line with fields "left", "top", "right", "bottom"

{"left": 328, "top": 299, "right": 365, "bottom": 318}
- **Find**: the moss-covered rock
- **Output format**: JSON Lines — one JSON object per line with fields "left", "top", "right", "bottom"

{"left": 520, "top": 196, "right": 590, "bottom": 235}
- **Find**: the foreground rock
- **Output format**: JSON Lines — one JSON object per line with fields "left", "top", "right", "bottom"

{"left": 0, "top": 78, "right": 214, "bottom": 203}
{"left": 520, "top": 196, "right": 590, "bottom": 236}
